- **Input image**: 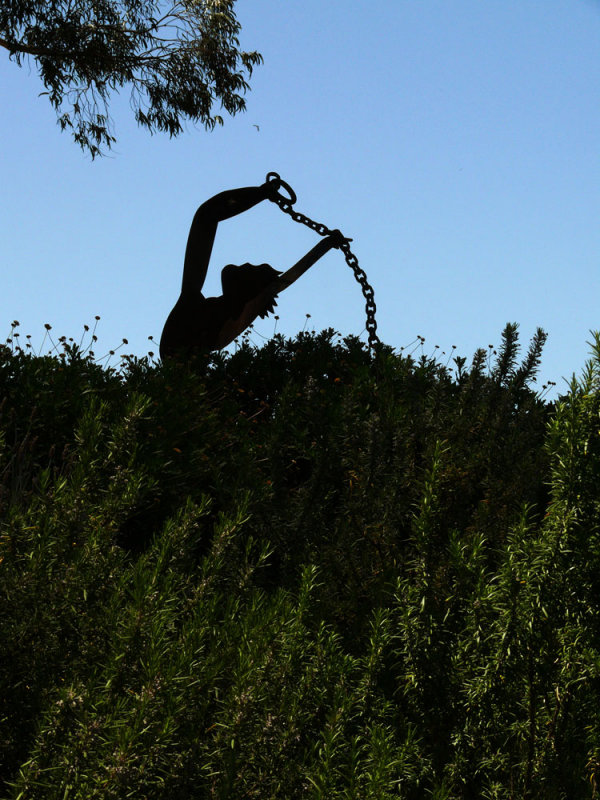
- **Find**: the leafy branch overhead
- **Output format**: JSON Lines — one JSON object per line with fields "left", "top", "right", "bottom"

{"left": 0, "top": 0, "right": 262, "bottom": 156}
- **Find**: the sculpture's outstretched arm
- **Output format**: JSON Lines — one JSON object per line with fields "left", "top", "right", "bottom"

{"left": 273, "top": 232, "right": 348, "bottom": 293}
{"left": 181, "top": 179, "right": 281, "bottom": 294}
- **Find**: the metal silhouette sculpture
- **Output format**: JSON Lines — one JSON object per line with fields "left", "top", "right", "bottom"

{"left": 160, "top": 172, "right": 380, "bottom": 360}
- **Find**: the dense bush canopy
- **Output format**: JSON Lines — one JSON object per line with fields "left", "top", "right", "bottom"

{"left": 2, "top": 326, "right": 600, "bottom": 798}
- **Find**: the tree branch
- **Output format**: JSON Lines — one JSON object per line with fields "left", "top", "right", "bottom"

{"left": 0, "top": 35, "right": 62, "bottom": 59}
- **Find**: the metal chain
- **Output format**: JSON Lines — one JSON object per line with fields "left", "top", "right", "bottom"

{"left": 268, "top": 185, "right": 381, "bottom": 352}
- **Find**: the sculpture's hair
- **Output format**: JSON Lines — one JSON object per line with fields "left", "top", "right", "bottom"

{"left": 221, "top": 263, "right": 282, "bottom": 317}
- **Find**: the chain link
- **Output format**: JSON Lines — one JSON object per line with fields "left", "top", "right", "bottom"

{"left": 270, "top": 192, "right": 381, "bottom": 352}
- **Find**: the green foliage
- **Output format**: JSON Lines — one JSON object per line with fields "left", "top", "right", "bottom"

{"left": 2, "top": 324, "right": 600, "bottom": 797}
{"left": 0, "top": 0, "right": 262, "bottom": 156}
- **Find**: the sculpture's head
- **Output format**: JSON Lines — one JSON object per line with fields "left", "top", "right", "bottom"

{"left": 221, "top": 263, "right": 282, "bottom": 317}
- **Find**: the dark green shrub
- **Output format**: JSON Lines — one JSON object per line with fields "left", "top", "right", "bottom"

{"left": 4, "top": 324, "right": 598, "bottom": 799}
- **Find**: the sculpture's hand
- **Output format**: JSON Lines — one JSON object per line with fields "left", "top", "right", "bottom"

{"left": 264, "top": 172, "right": 297, "bottom": 205}
{"left": 263, "top": 172, "right": 282, "bottom": 199}
{"left": 327, "top": 229, "right": 353, "bottom": 249}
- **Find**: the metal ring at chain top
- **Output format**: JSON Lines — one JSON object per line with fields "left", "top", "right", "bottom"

{"left": 265, "top": 173, "right": 382, "bottom": 352}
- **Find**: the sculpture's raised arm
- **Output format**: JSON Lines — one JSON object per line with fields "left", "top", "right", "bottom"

{"left": 181, "top": 177, "right": 281, "bottom": 294}
{"left": 196, "top": 178, "right": 280, "bottom": 224}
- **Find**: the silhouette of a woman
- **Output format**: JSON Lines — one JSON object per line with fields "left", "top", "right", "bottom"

{"left": 160, "top": 175, "right": 345, "bottom": 359}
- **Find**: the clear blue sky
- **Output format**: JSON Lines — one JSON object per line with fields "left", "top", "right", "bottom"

{"left": 2, "top": 0, "right": 599, "bottom": 395}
